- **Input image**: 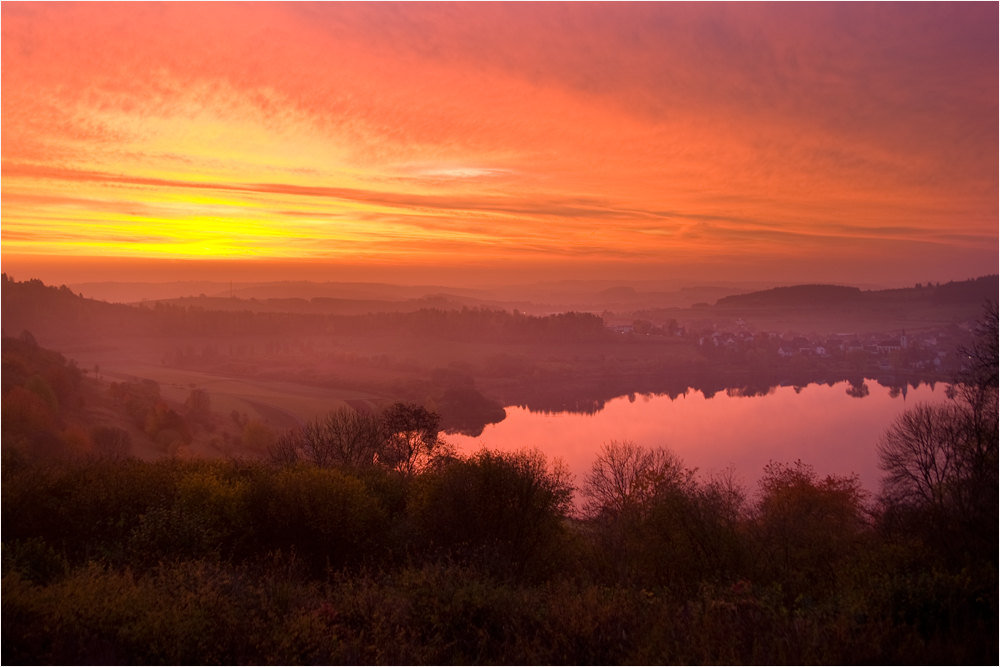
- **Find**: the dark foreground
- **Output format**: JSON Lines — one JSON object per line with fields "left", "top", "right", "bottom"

{"left": 3, "top": 449, "right": 996, "bottom": 665}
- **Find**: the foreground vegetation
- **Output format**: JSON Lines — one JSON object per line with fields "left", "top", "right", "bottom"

{"left": 2, "top": 304, "right": 996, "bottom": 664}
{"left": 3, "top": 451, "right": 995, "bottom": 664}
{"left": 3, "top": 440, "right": 995, "bottom": 663}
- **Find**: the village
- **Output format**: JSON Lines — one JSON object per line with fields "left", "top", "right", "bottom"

{"left": 607, "top": 315, "right": 975, "bottom": 378}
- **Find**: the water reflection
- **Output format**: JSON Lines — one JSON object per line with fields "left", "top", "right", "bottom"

{"left": 491, "top": 371, "right": 936, "bottom": 418}
{"left": 448, "top": 380, "right": 950, "bottom": 500}
{"left": 845, "top": 381, "right": 870, "bottom": 398}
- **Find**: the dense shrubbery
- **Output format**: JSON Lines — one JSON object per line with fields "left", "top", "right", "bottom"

{"left": 4, "top": 436, "right": 996, "bottom": 664}
{"left": 408, "top": 449, "right": 574, "bottom": 580}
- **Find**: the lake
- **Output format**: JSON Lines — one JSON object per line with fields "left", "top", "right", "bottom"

{"left": 448, "top": 380, "right": 951, "bottom": 499}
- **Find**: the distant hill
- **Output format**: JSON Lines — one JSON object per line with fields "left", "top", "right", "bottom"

{"left": 715, "top": 276, "right": 997, "bottom": 309}
{"left": 716, "top": 284, "right": 863, "bottom": 307}
{"left": 0, "top": 274, "right": 610, "bottom": 345}
{"left": 65, "top": 280, "right": 498, "bottom": 305}
{"left": 930, "top": 275, "right": 998, "bottom": 304}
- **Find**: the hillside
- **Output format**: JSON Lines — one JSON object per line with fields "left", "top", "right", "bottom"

{"left": 716, "top": 276, "right": 997, "bottom": 309}
{"left": 716, "top": 284, "right": 863, "bottom": 307}
{"left": 0, "top": 274, "right": 610, "bottom": 345}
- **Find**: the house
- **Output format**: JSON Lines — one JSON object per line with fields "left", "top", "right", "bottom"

{"left": 777, "top": 344, "right": 797, "bottom": 358}
{"left": 877, "top": 339, "right": 901, "bottom": 354}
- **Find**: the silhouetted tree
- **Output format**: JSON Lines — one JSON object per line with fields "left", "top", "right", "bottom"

{"left": 582, "top": 440, "right": 690, "bottom": 520}
{"left": 378, "top": 402, "right": 444, "bottom": 476}
{"left": 298, "top": 407, "right": 384, "bottom": 468}
{"left": 877, "top": 301, "right": 998, "bottom": 562}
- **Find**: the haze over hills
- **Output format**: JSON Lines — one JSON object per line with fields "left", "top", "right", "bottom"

{"left": 2, "top": 271, "right": 992, "bottom": 500}
{"left": 3, "top": 269, "right": 994, "bottom": 442}
{"left": 716, "top": 277, "right": 998, "bottom": 308}
{"left": 9, "top": 274, "right": 994, "bottom": 339}
{"left": 63, "top": 277, "right": 912, "bottom": 318}
{"left": 66, "top": 281, "right": 497, "bottom": 305}
{"left": 62, "top": 279, "right": 759, "bottom": 315}
{"left": 3, "top": 272, "right": 991, "bottom": 443}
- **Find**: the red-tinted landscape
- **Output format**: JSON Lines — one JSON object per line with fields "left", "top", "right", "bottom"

{"left": 3, "top": 4, "right": 997, "bottom": 664}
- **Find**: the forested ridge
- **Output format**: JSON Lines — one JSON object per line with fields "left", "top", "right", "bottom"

{"left": 715, "top": 275, "right": 998, "bottom": 308}
{"left": 1, "top": 275, "right": 608, "bottom": 342}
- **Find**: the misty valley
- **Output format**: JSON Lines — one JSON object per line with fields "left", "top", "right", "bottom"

{"left": 3, "top": 274, "right": 996, "bottom": 664}
{"left": 4, "top": 274, "right": 994, "bottom": 447}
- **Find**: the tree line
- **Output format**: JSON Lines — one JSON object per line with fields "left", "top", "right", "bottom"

{"left": 1, "top": 274, "right": 608, "bottom": 343}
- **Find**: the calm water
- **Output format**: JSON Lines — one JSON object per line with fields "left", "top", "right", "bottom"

{"left": 448, "top": 381, "right": 950, "bottom": 497}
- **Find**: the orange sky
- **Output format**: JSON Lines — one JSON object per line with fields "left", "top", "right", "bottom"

{"left": 3, "top": 3, "right": 997, "bottom": 286}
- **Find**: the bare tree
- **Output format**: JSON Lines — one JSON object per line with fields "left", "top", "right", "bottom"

{"left": 378, "top": 402, "right": 445, "bottom": 476}
{"left": 878, "top": 403, "right": 967, "bottom": 510}
{"left": 268, "top": 402, "right": 445, "bottom": 475}
{"left": 90, "top": 426, "right": 132, "bottom": 460}
{"left": 321, "top": 407, "right": 384, "bottom": 468}
{"left": 877, "top": 301, "right": 998, "bottom": 558}
{"left": 267, "top": 428, "right": 302, "bottom": 467}
{"left": 583, "top": 440, "right": 691, "bottom": 518}
{"left": 956, "top": 300, "right": 999, "bottom": 392}
{"left": 295, "top": 407, "right": 385, "bottom": 469}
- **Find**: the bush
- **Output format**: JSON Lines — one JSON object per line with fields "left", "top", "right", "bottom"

{"left": 409, "top": 449, "right": 574, "bottom": 579}
{"left": 752, "top": 461, "right": 869, "bottom": 600}
{"left": 265, "top": 466, "right": 388, "bottom": 573}
{"left": 129, "top": 463, "right": 254, "bottom": 564}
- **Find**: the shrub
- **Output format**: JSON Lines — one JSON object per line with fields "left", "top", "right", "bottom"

{"left": 409, "top": 449, "right": 574, "bottom": 579}
{"left": 129, "top": 463, "right": 254, "bottom": 564}
{"left": 752, "top": 461, "right": 869, "bottom": 600}
{"left": 265, "top": 466, "right": 388, "bottom": 573}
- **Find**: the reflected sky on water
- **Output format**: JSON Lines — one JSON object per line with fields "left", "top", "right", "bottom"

{"left": 447, "top": 381, "right": 951, "bottom": 498}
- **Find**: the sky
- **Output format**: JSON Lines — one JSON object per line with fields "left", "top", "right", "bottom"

{"left": 2, "top": 3, "right": 997, "bottom": 287}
